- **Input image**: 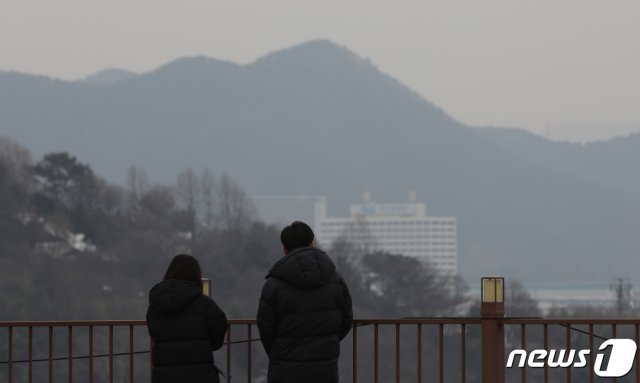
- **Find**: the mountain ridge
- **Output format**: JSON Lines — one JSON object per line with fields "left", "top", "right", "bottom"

{"left": 1, "top": 40, "right": 639, "bottom": 286}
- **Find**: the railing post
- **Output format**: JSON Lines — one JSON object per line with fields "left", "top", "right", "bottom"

{"left": 481, "top": 277, "right": 505, "bottom": 383}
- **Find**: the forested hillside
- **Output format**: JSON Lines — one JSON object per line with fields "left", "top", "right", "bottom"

{"left": 0, "top": 136, "right": 467, "bottom": 322}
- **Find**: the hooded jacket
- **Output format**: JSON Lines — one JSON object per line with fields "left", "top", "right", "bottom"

{"left": 146, "top": 279, "right": 227, "bottom": 383}
{"left": 257, "top": 247, "right": 353, "bottom": 383}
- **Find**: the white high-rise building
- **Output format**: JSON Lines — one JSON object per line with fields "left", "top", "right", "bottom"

{"left": 314, "top": 197, "right": 458, "bottom": 274}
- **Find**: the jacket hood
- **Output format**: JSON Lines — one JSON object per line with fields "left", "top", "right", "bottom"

{"left": 149, "top": 279, "right": 202, "bottom": 313}
{"left": 267, "top": 247, "right": 336, "bottom": 289}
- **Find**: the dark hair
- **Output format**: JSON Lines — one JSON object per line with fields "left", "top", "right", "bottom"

{"left": 281, "top": 221, "right": 314, "bottom": 252}
{"left": 164, "top": 254, "right": 202, "bottom": 288}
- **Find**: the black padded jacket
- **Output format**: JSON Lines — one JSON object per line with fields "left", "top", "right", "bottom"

{"left": 257, "top": 247, "right": 353, "bottom": 383}
{"left": 146, "top": 279, "right": 227, "bottom": 383}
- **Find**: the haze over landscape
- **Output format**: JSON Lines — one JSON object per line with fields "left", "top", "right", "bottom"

{"left": 4, "top": 4, "right": 640, "bottom": 382}
{"left": 2, "top": 1, "right": 639, "bottom": 141}
{"left": 1, "top": 39, "right": 639, "bottom": 287}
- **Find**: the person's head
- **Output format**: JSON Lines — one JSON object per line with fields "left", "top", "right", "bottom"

{"left": 281, "top": 221, "right": 315, "bottom": 254}
{"left": 163, "top": 254, "right": 202, "bottom": 288}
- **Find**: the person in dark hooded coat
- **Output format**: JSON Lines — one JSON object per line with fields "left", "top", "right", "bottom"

{"left": 147, "top": 254, "right": 227, "bottom": 383}
{"left": 257, "top": 221, "right": 353, "bottom": 383}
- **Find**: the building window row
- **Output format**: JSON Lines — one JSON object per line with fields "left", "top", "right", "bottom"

{"left": 377, "top": 241, "right": 456, "bottom": 246}
{"left": 320, "top": 220, "right": 455, "bottom": 227}
{"left": 319, "top": 228, "right": 456, "bottom": 235}
{"left": 319, "top": 231, "right": 456, "bottom": 240}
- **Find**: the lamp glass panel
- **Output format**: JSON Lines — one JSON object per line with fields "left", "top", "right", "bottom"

{"left": 482, "top": 278, "right": 504, "bottom": 303}
{"left": 495, "top": 278, "right": 503, "bottom": 302}
{"left": 202, "top": 278, "right": 211, "bottom": 297}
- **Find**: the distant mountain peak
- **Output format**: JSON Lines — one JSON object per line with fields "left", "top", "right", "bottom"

{"left": 81, "top": 69, "right": 137, "bottom": 85}
{"left": 160, "top": 55, "right": 237, "bottom": 68}
{"left": 147, "top": 56, "right": 240, "bottom": 79}
{"left": 284, "top": 38, "right": 348, "bottom": 53}
{"left": 253, "top": 39, "right": 376, "bottom": 71}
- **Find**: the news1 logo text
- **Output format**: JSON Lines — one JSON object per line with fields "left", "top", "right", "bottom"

{"left": 506, "top": 339, "right": 638, "bottom": 378}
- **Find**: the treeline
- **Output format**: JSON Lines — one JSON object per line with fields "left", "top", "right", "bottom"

{"left": 3, "top": 135, "right": 632, "bottom": 322}
{"left": 2, "top": 135, "right": 635, "bottom": 383}
{"left": 0, "top": 136, "right": 470, "bottom": 322}
{"left": 0, "top": 136, "right": 475, "bottom": 382}
{"left": 0, "top": 136, "right": 272, "bottom": 320}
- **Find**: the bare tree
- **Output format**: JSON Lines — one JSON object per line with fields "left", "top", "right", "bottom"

{"left": 215, "top": 173, "right": 257, "bottom": 233}
{"left": 125, "top": 165, "right": 149, "bottom": 211}
{"left": 506, "top": 280, "right": 542, "bottom": 317}
{"left": 176, "top": 168, "right": 199, "bottom": 214}
{"left": 176, "top": 168, "right": 200, "bottom": 248}
{"left": 343, "top": 215, "right": 379, "bottom": 256}
{"left": 0, "top": 135, "right": 33, "bottom": 186}
{"left": 200, "top": 169, "right": 216, "bottom": 229}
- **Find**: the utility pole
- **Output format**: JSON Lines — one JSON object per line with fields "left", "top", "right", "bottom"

{"left": 610, "top": 277, "right": 633, "bottom": 316}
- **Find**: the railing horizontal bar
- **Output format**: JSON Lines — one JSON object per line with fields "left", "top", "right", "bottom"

{"left": 6, "top": 317, "right": 640, "bottom": 327}
{"left": 355, "top": 318, "right": 482, "bottom": 325}
{"left": 0, "top": 317, "right": 484, "bottom": 327}
{"left": 0, "top": 321, "right": 148, "bottom": 327}
{"left": 501, "top": 318, "right": 640, "bottom": 325}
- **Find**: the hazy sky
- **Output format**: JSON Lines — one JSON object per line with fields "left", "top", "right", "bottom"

{"left": 1, "top": 0, "right": 639, "bottom": 141}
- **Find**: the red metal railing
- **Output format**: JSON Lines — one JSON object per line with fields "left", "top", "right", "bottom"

{"left": 1, "top": 319, "right": 486, "bottom": 383}
{"left": 0, "top": 320, "right": 148, "bottom": 383}
{"left": 351, "top": 318, "right": 482, "bottom": 383}
{"left": 2, "top": 318, "right": 640, "bottom": 383}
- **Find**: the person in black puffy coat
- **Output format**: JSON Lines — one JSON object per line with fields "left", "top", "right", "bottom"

{"left": 257, "top": 221, "right": 353, "bottom": 383}
{"left": 146, "top": 254, "right": 228, "bottom": 383}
